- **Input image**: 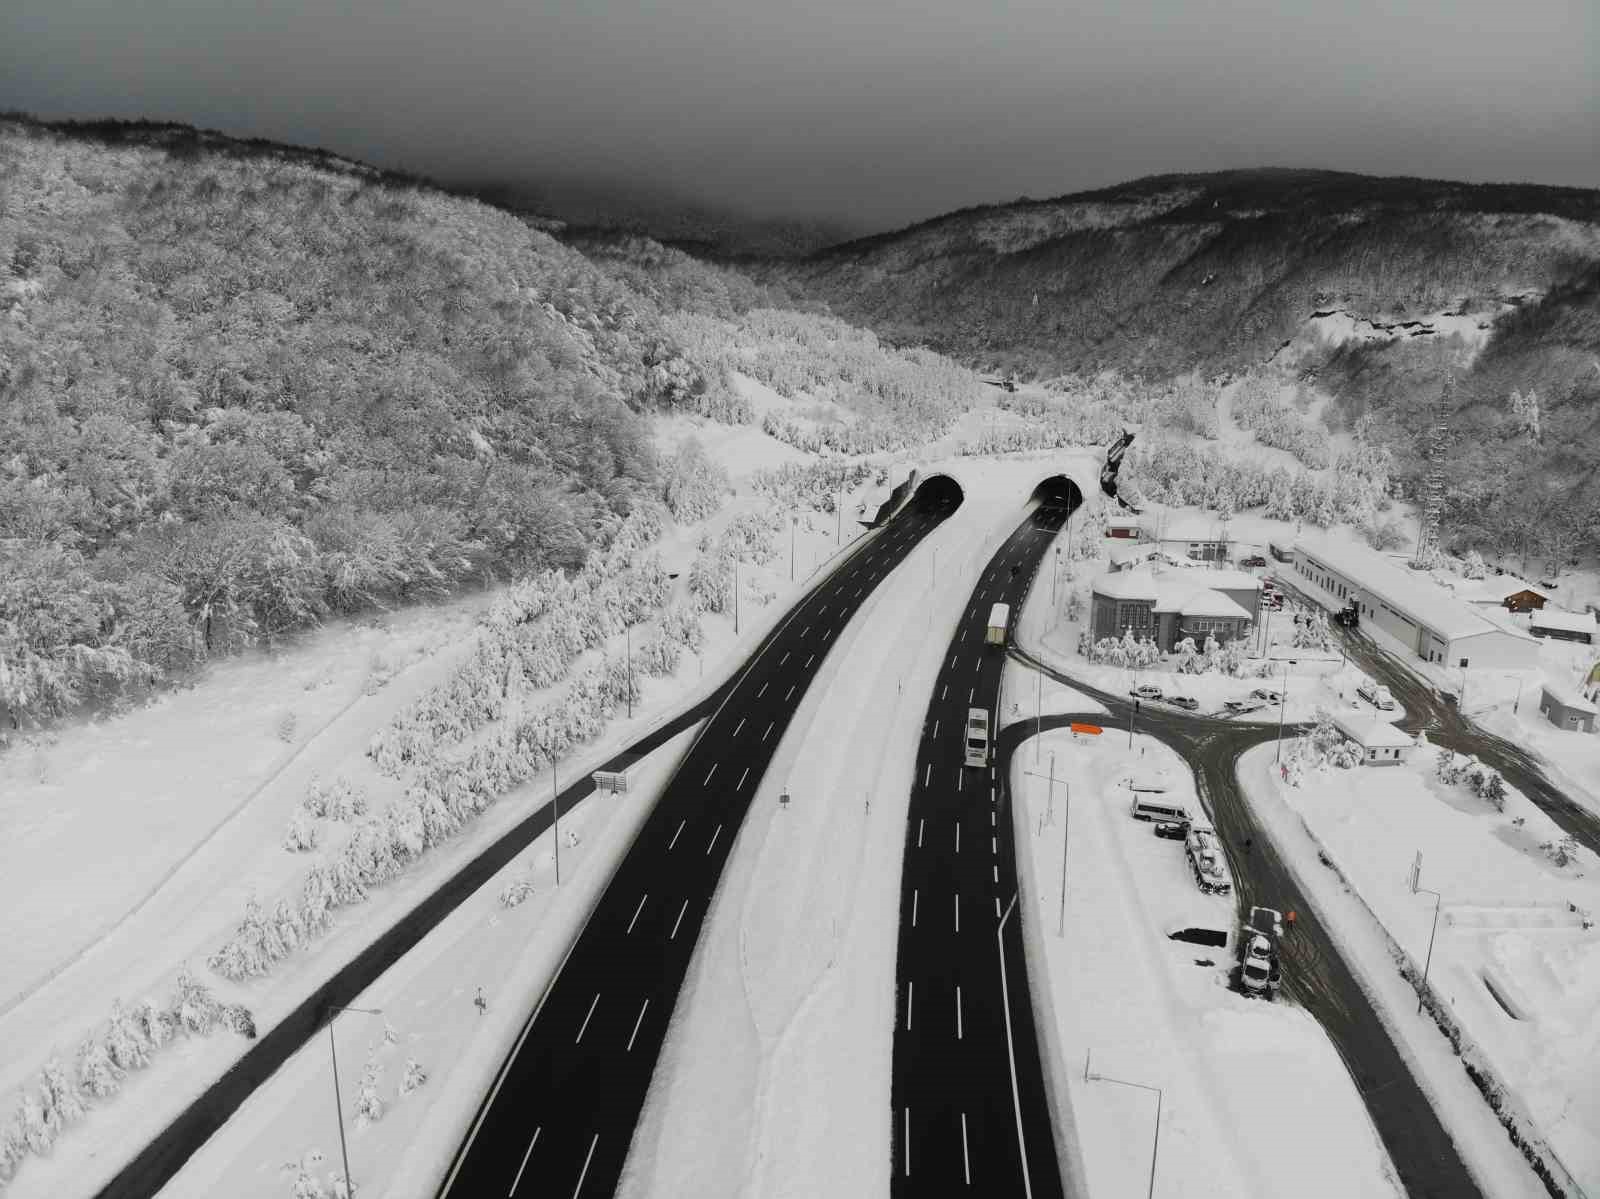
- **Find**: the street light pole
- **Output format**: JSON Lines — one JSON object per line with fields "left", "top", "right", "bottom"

{"left": 626, "top": 623, "right": 632, "bottom": 720}
{"left": 1057, "top": 770, "right": 1070, "bottom": 938}
{"left": 1414, "top": 883, "right": 1443, "bottom": 1013}
{"left": 790, "top": 514, "right": 796, "bottom": 581}
{"left": 552, "top": 763, "right": 561, "bottom": 886}
{"left": 1036, "top": 669, "right": 1043, "bottom": 763}
{"left": 326, "top": 1004, "right": 382, "bottom": 1198}
{"left": 1083, "top": 1063, "right": 1163, "bottom": 1199}
{"left": 1275, "top": 666, "right": 1290, "bottom": 765}
{"left": 734, "top": 558, "right": 740, "bottom": 636}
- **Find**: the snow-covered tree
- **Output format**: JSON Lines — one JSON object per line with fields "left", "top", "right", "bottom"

{"left": 77, "top": 1038, "right": 125, "bottom": 1100}
{"left": 105, "top": 1000, "right": 153, "bottom": 1072}
{"left": 1217, "top": 637, "right": 1247, "bottom": 677}
{"left": 499, "top": 876, "right": 536, "bottom": 908}
{"left": 1483, "top": 771, "right": 1508, "bottom": 812}
{"left": 1292, "top": 612, "right": 1332, "bottom": 651}
{"left": 399, "top": 1057, "right": 427, "bottom": 1096}
{"left": 18, "top": 1091, "right": 56, "bottom": 1156}
{"left": 353, "top": 1049, "right": 384, "bottom": 1128}
{"left": 1435, "top": 748, "right": 1458, "bottom": 784}
{"left": 1460, "top": 549, "right": 1487, "bottom": 580}
{"left": 282, "top": 1150, "right": 329, "bottom": 1199}
{"left": 39, "top": 1056, "right": 86, "bottom": 1126}
{"left": 223, "top": 1003, "right": 258, "bottom": 1039}
{"left": 137, "top": 998, "right": 177, "bottom": 1049}
{"left": 0, "top": 1112, "right": 26, "bottom": 1183}
{"left": 284, "top": 808, "right": 320, "bottom": 853}
{"left": 171, "top": 966, "right": 223, "bottom": 1036}
{"left": 1509, "top": 388, "right": 1541, "bottom": 441}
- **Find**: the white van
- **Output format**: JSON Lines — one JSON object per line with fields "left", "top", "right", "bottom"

{"left": 964, "top": 708, "right": 990, "bottom": 767}
{"left": 985, "top": 603, "right": 1010, "bottom": 647}
{"left": 1131, "top": 796, "right": 1191, "bottom": 823}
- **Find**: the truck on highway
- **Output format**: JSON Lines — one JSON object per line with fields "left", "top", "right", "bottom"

{"left": 985, "top": 603, "right": 1010, "bottom": 647}
{"left": 1235, "top": 906, "right": 1283, "bottom": 998}
{"left": 1184, "top": 823, "right": 1233, "bottom": 895}
{"left": 964, "top": 708, "right": 990, "bottom": 767}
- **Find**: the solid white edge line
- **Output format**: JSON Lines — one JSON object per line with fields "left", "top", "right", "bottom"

{"left": 508, "top": 1126, "right": 542, "bottom": 1197}
{"left": 571, "top": 1133, "right": 599, "bottom": 1198}
{"left": 626, "top": 998, "right": 649, "bottom": 1052}
{"left": 575, "top": 993, "right": 600, "bottom": 1043}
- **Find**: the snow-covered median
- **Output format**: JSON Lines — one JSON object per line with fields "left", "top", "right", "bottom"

{"left": 1010, "top": 729, "right": 1402, "bottom": 1199}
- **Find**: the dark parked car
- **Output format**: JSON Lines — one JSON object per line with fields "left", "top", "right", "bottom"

{"left": 1154, "top": 820, "right": 1191, "bottom": 840}
{"left": 1238, "top": 555, "right": 1268, "bottom": 569}
{"left": 1167, "top": 695, "right": 1199, "bottom": 711}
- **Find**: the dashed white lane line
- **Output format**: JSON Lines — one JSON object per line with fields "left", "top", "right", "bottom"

{"left": 627, "top": 999, "right": 650, "bottom": 1052}
{"left": 671, "top": 899, "right": 688, "bottom": 939}
{"left": 941, "top": 684, "right": 948, "bottom": 700}
{"left": 737, "top": 766, "right": 749, "bottom": 790}
{"left": 706, "top": 824, "right": 723, "bottom": 855}
{"left": 805, "top": 654, "right": 814, "bottom": 668}
{"left": 961, "top": 1113, "right": 972, "bottom": 1185}
{"left": 932, "top": 719, "right": 940, "bottom": 739}
{"left": 993, "top": 865, "right": 1000, "bottom": 883}
{"left": 758, "top": 682, "right": 768, "bottom": 698}
{"left": 994, "top": 896, "right": 1002, "bottom": 918}
{"left": 991, "top": 810, "right": 996, "bottom": 826}
{"left": 956, "top": 985, "right": 964, "bottom": 1040}
{"left": 956, "top": 820, "right": 961, "bottom": 853}
{"left": 912, "top": 889, "right": 919, "bottom": 927}
{"left": 576, "top": 993, "right": 600, "bottom": 1043}
{"left": 703, "top": 763, "right": 718, "bottom": 786}
{"left": 954, "top": 893, "right": 960, "bottom": 933}
{"left": 801, "top": 625, "right": 810, "bottom": 637}
{"left": 669, "top": 820, "right": 685, "bottom": 850}
{"left": 918, "top": 818, "right": 925, "bottom": 847}
{"left": 627, "top": 894, "right": 647, "bottom": 934}
{"left": 924, "top": 764, "right": 931, "bottom": 787}
{"left": 969, "top": 687, "right": 974, "bottom": 703}
{"left": 904, "top": 1109, "right": 911, "bottom": 1178}
{"left": 572, "top": 1133, "right": 599, "bottom": 1198}
{"left": 992, "top": 836, "right": 998, "bottom": 854}
{"left": 786, "top": 684, "right": 797, "bottom": 700}
{"left": 509, "top": 1126, "right": 542, "bottom": 1196}
{"left": 781, "top": 651, "right": 791, "bottom": 665}
{"left": 764, "top": 721, "right": 775, "bottom": 741}
{"left": 974, "top": 657, "right": 981, "bottom": 673}
{"left": 906, "top": 981, "right": 914, "bottom": 1030}
{"left": 733, "top": 718, "right": 745, "bottom": 737}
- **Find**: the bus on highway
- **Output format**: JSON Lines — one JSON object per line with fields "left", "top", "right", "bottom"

{"left": 964, "top": 708, "right": 990, "bottom": 767}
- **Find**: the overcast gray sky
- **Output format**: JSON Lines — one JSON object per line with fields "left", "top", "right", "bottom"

{"left": 3, "top": 0, "right": 1594, "bottom": 230}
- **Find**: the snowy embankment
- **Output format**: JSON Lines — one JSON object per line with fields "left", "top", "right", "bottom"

{"left": 0, "top": 412, "right": 882, "bottom": 1198}
{"left": 615, "top": 457, "right": 1090, "bottom": 1199}
{"left": 1006, "top": 728, "right": 1402, "bottom": 1199}
{"left": 1235, "top": 743, "right": 1573, "bottom": 1199}
{"left": 160, "top": 725, "right": 700, "bottom": 1199}
{"left": 1247, "top": 742, "right": 1599, "bottom": 1196}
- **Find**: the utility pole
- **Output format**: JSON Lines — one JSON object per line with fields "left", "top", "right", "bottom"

{"left": 1083, "top": 1059, "right": 1162, "bottom": 1199}
{"left": 1275, "top": 666, "right": 1290, "bottom": 764}
{"left": 790, "top": 513, "right": 797, "bottom": 582}
{"left": 1057, "top": 767, "right": 1070, "bottom": 938}
{"left": 1128, "top": 700, "right": 1137, "bottom": 749}
{"left": 1036, "top": 669, "right": 1043, "bottom": 763}
{"left": 733, "top": 558, "right": 740, "bottom": 636}
{"left": 552, "top": 763, "right": 561, "bottom": 885}
{"left": 626, "top": 622, "right": 632, "bottom": 720}
{"left": 837, "top": 493, "right": 842, "bottom": 545}
{"left": 326, "top": 1004, "right": 383, "bottom": 1199}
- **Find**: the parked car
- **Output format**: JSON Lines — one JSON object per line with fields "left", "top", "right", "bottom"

{"left": 1224, "top": 698, "right": 1266, "bottom": 714}
{"left": 1154, "top": 820, "right": 1190, "bottom": 840}
{"left": 1130, "top": 684, "right": 1164, "bottom": 701}
{"left": 1357, "top": 680, "right": 1396, "bottom": 710}
{"left": 1167, "top": 695, "right": 1199, "bottom": 711}
{"left": 1251, "top": 687, "right": 1284, "bottom": 704}
{"left": 1238, "top": 555, "right": 1268, "bottom": 569}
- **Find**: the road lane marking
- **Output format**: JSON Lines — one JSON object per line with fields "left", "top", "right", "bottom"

{"left": 956, "top": 985, "right": 963, "bottom": 1040}
{"left": 801, "top": 625, "right": 810, "bottom": 636}
{"left": 957, "top": 769, "right": 963, "bottom": 792}
{"left": 992, "top": 837, "right": 998, "bottom": 854}
{"left": 786, "top": 685, "right": 797, "bottom": 700}
{"left": 764, "top": 721, "right": 774, "bottom": 741}
{"left": 671, "top": 900, "right": 688, "bottom": 939}
{"left": 993, "top": 865, "right": 999, "bottom": 883}
{"left": 918, "top": 818, "right": 924, "bottom": 847}
{"left": 703, "top": 763, "right": 718, "bottom": 786}
{"left": 757, "top": 682, "right": 768, "bottom": 698}
{"left": 974, "top": 658, "right": 980, "bottom": 673}
{"left": 969, "top": 687, "right": 974, "bottom": 703}
{"left": 995, "top": 896, "right": 1001, "bottom": 918}
{"left": 737, "top": 767, "right": 749, "bottom": 790}
{"left": 941, "top": 684, "right": 948, "bottom": 700}
{"left": 706, "top": 824, "right": 723, "bottom": 855}
{"left": 991, "top": 810, "right": 996, "bottom": 826}
{"left": 509, "top": 1126, "right": 542, "bottom": 1196}
{"left": 950, "top": 654, "right": 957, "bottom": 669}
{"left": 781, "top": 651, "right": 790, "bottom": 665}
{"left": 912, "top": 889, "right": 919, "bottom": 927}
{"left": 954, "top": 894, "right": 960, "bottom": 932}
{"left": 669, "top": 820, "right": 685, "bottom": 850}
{"left": 905, "top": 1109, "right": 911, "bottom": 1177}
{"left": 733, "top": 718, "right": 745, "bottom": 736}
{"left": 956, "top": 821, "right": 961, "bottom": 853}
{"left": 805, "top": 654, "right": 814, "bottom": 667}
{"left": 576, "top": 993, "right": 600, "bottom": 1043}
{"left": 627, "top": 999, "right": 649, "bottom": 1052}
{"left": 961, "top": 1113, "right": 971, "bottom": 1185}
{"left": 906, "top": 982, "right": 914, "bottom": 1030}
{"left": 627, "top": 894, "right": 647, "bottom": 934}
{"left": 924, "top": 764, "right": 931, "bottom": 787}
{"left": 933, "top": 720, "right": 939, "bottom": 739}
{"left": 572, "top": 1133, "right": 599, "bottom": 1198}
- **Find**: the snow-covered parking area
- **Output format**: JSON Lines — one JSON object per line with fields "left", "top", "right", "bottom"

{"left": 1010, "top": 728, "right": 1401, "bottom": 1199}
{"left": 1243, "top": 742, "right": 1600, "bottom": 1194}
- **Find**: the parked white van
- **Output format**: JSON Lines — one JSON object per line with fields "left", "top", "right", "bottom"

{"left": 1131, "top": 796, "right": 1191, "bottom": 823}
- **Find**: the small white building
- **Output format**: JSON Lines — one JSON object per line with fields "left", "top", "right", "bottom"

{"left": 1332, "top": 713, "right": 1416, "bottom": 766}
{"left": 1539, "top": 682, "right": 1596, "bottom": 733}
{"left": 1527, "top": 609, "right": 1596, "bottom": 645}
{"left": 1148, "top": 516, "right": 1235, "bottom": 562}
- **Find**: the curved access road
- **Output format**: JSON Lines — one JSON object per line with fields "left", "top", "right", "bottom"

{"left": 892, "top": 494, "right": 1073, "bottom": 1198}
{"left": 1009, "top": 647, "right": 1489, "bottom": 1199}
{"left": 436, "top": 480, "right": 964, "bottom": 1199}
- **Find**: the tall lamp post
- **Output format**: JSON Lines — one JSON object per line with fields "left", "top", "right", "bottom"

{"left": 1274, "top": 665, "right": 1290, "bottom": 765}
{"left": 790, "top": 514, "right": 797, "bottom": 582}
{"left": 1411, "top": 862, "right": 1444, "bottom": 1013}
{"left": 1084, "top": 1054, "right": 1163, "bottom": 1199}
{"left": 326, "top": 1004, "right": 383, "bottom": 1198}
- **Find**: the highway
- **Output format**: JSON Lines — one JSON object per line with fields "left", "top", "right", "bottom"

{"left": 891, "top": 487, "right": 1073, "bottom": 1198}
{"left": 1010, "top": 648, "right": 1491, "bottom": 1199}
{"left": 437, "top": 479, "right": 962, "bottom": 1198}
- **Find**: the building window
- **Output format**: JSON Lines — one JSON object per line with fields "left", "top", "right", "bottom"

{"left": 1459, "top": 658, "right": 1469, "bottom": 668}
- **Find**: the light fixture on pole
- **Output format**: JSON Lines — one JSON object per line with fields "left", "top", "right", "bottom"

{"left": 326, "top": 1004, "right": 383, "bottom": 1199}
{"left": 1083, "top": 1054, "right": 1162, "bottom": 1199}
{"left": 1410, "top": 860, "right": 1443, "bottom": 1013}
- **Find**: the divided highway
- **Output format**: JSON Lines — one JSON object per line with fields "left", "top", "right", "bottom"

{"left": 438, "top": 481, "right": 962, "bottom": 1198}
{"left": 892, "top": 489, "right": 1073, "bottom": 1198}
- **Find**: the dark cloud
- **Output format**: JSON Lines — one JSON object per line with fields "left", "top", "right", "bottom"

{"left": 3, "top": 0, "right": 1594, "bottom": 230}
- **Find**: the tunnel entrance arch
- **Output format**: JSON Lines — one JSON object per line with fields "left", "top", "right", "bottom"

{"left": 1030, "top": 474, "right": 1083, "bottom": 513}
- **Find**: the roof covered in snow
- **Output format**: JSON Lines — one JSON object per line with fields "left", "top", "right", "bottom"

{"left": 1527, "top": 609, "right": 1596, "bottom": 635}
{"left": 1093, "top": 569, "right": 1254, "bottom": 620}
{"left": 1093, "top": 570, "right": 1159, "bottom": 601}
{"left": 1110, "top": 543, "right": 1158, "bottom": 568}
{"left": 1294, "top": 536, "right": 1506, "bottom": 643}
{"left": 1462, "top": 577, "right": 1549, "bottom": 604}
{"left": 1176, "top": 590, "right": 1252, "bottom": 619}
{"left": 1153, "top": 517, "right": 1234, "bottom": 543}
{"left": 1332, "top": 713, "right": 1416, "bottom": 748}
{"left": 1540, "top": 681, "right": 1597, "bottom": 714}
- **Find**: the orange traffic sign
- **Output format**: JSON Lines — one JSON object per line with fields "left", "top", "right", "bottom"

{"left": 1070, "top": 722, "right": 1103, "bottom": 736}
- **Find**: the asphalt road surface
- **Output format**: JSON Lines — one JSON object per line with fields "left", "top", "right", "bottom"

{"left": 437, "top": 482, "right": 961, "bottom": 1199}
{"left": 1011, "top": 648, "right": 1491, "bottom": 1199}
{"left": 892, "top": 498, "right": 1071, "bottom": 1199}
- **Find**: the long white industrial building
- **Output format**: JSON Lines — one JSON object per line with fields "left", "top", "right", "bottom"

{"left": 1292, "top": 535, "right": 1538, "bottom": 670}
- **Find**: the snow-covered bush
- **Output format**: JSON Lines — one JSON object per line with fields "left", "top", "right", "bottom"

{"left": 284, "top": 808, "right": 321, "bottom": 853}
{"left": 76, "top": 1040, "right": 124, "bottom": 1100}
{"left": 353, "top": 1050, "right": 384, "bottom": 1128}
{"left": 172, "top": 965, "right": 224, "bottom": 1035}
{"left": 1291, "top": 612, "right": 1333, "bottom": 651}
{"left": 104, "top": 1000, "right": 153, "bottom": 1073}
{"left": 398, "top": 1057, "right": 427, "bottom": 1096}
{"left": 39, "top": 1057, "right": 85, "bottom": 1129}
{"left": 749, "top": 458, "right": 878, "bottom": 514}
{"left": 277, "top": 711, "right": 299, "bottom": 743}
{"left": 1461, "top": 550, "right": 1487, "bottom": 580}
{"left": 0, "top": 1116, "right": 26, "bottom": 1184}
{"left": 660, "top": 438, "right": 727, "bottom": 524}
{"left": 499, "top": 876, "right": 536, "bottom": 908}
{"left": 1541, "top": 835, "right": 1579, "bottom": 868}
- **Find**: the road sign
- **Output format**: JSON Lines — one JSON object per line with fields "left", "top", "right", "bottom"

{"left": 1070, "top": 722, "right": 1103, "bottom": 736}
{"left": 592, "top": 770, "right": 628, "bottom": 794}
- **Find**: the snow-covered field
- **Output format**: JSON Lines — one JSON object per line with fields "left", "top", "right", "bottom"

{"left": 1235, "top": 744, "right": 1577, "bottom": 1199}
{"left": 161, "top": 725, "right": 699, "bottom": 1199}
{"left": 1007, "top": 728, "right": 1402, "bottom": 1199}
{"left": 1262, "top": 743, "right": 1599, "bottom": 1193}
